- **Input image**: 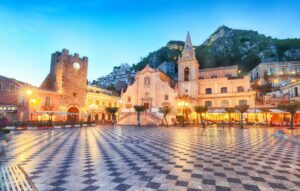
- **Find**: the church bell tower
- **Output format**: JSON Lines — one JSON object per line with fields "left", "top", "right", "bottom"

{"left": 178, "top": 32, "right": 199, "bottom": 98}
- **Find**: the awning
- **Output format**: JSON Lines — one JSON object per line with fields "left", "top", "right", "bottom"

{"left": 207, "top": 109, "right": 226, "bottom": 113}
{"left": 247, "top": 108, "right": 262, "bottom": 113}
{"left": 269, "top": 109, "right": 288, "bottom": 113}
{"left": 33, "top": 111, "right": 79, "bottom": 115}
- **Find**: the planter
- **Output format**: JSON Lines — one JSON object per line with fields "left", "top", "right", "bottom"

{"left": 65, "top": 125, "right": 72, "bottom": 128}
{"left": 74, "top": 124, "right": 80, "bottom": 128}
{"left": 82, "top": 124, "right": 88, "bottom": 127}
{"left": 54, "top": 126, "right": 62, "bottom": 129}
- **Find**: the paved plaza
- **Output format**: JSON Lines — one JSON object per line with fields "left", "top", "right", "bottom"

{"left": 1, "top": 126, "right": 300, "bottom": 191}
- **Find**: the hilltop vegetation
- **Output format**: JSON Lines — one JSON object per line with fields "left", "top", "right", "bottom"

{"left": 132, "top": 26, "right": 300, "bottom": 73}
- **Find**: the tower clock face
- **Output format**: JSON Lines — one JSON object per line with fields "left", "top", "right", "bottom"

{"left": 73, "top": 62, "right": 80, "bottom": 70}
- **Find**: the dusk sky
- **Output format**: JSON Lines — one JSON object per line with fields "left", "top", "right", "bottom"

{"left": 0, "top": 0, "right": 299, "bottom": 86}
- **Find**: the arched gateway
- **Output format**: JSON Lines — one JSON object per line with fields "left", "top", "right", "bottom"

{"left": 67, "top": 107, "right": 79, "bottom": 122}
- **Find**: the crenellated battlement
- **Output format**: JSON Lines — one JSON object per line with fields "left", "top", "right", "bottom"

{"left": 52, "top": 49, "right": 88, "bottom": 64}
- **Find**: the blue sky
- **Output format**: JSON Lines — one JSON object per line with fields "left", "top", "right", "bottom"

{"left": 0, "top": 0, "right": 299, "bottom": 86}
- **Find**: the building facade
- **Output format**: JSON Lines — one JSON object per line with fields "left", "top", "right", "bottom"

{"left": 118, "top": 33, "right": 256, "bottom": 125}
{"left": 1, "top": 49, "right": 120, "bottom": 123}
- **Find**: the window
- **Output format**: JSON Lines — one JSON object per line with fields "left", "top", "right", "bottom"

{"left": 225, "top": 74, "right": 232, "bottom": 78}
{"left": 221, "top": 100, "right": 229, "bottom": 107}
{"left": 109, "top": 102, "right": 112, "bottom": 107}
{"left": 9, "top": 85, "right": 16, "bottom": 91}
{"left": 165, "top": 95, "right": 169, "bottom": 101}
{"left": 205, "top": 88, "right": 212, "bottom": 94}
{"left": 88, "top": 99, "right": 92, "bottom": 105}
{"left": 144, "top": 77, "right": 150, "bottom": 86}
{"left": 45, "top": 97, "right": 51, "bottom": 107}
{"left": 184, "top": 67, "right": 189, "bottom": 81}
{"left": 96, "top": 100, "right": 100, "bottom": 105}
{"left": 239, "top": 100, "right": 247, "bottom": 106}
{"left": 294, "top": 87, "right": 298, "bottom": 97}
{"left": 237, "top": 86, "right": 244, "bottom": 92}
{"left": 205, "top": 101, "right": 212, "bottom": 107}
{"left": 102, "top": 101, "right": 106, "bottom": 106}
{"left": 199, "top": 76, "right": 204, "bottom": 79}
{"left": 127, "top": 96, "right": 131, "bottom": 103}
{"left": 211, "top": 75, "right": 217, "bottom": 79}
{"left": 221, "top": 87, "right": 227, "bottom": 93}
{"left": 73, "top": 93, "right": 77, "bottom": 97}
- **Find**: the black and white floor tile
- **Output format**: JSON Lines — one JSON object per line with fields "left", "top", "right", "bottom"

{"left": 1, "top": 126, "right": 300, "bottom": 191}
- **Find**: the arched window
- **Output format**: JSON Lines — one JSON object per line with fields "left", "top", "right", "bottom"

{"left": 221, "top": 87, "right": 227, "bottom": 93}
{"left": 144, "top": 77, "right": 150, "bottom": 86}
{"left": 127, "top": 96, "right": 131, "bottom": 103}
{"left": 205, "top": 101, "right": 212, "bottom": 107}
{"left": 237, "top": 86, "right": 244, "bottom": 92}
{"left": 294, "top": 87, "right": 298, "bottom": 97}
{"left": 205, "top": 88, "right": 212, "bottom": 94}
{"left": 184, "top": 67, "right": 189, "bottom": 81}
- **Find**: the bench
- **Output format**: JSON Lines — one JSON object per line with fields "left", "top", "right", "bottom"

{"left": 0, "top": 165, "right": 37, "bottom": 191}
{"left": 0, "top": 140, "right": 8, "bottom": 155}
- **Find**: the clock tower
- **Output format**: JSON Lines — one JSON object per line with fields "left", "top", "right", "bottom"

{"left": 178, "top": 32, "right": 199, "bottom": 98}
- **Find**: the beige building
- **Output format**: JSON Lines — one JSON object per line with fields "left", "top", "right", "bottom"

{"left": 118, "top": 33, "right": 256, "bottom": 125}
{"left": 86, "top": 85, "right": 120, "bottom": 122}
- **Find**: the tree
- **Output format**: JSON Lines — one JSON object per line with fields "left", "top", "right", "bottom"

{"left": 235, "top": 105, "right": 249, "bottom": 128}
{"left": 105, "top": 107, "right": 119, "bottom": 125}
{"left": 134, "top": 105, "right": 145, "bottom": 126}
{"left": 260, "top": 108, "right": 270, "bottom": 126}
{"left": 225, "top": 107, "right": 235, "bottom": 128}
{"left": 159, "top": 107, "right": 172, "bottom": 127}
{"left": 194, "top": 106, "right": 208, "bottom": 128}
{"left": 278, "top": 100, "right": 300, "bottom": 129}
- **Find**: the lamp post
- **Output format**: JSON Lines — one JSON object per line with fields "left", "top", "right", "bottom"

{"left": 89, "top": 104, "right": 98, "bottom": 123}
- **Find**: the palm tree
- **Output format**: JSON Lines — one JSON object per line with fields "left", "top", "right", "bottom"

{"left": 235, "top": 104, "right": 249, "bottom": 129}
{"left": 194, "top": 106, "right": 208, "bottom": 128}
{"left": 225, "top": 107, "right": 235, "bottom": 128}
{"left": 278, "top": 100, "right": 300, "bottom": 129}
{"left": 105, "top": 107, "right": 119, "bottom": 125}
{"left": 134, "top": 105, "right": 145, "bottom": 126}
{"left": 159, "top": 107, "right": 171, "bottom": 127}
{"left": 260, "top": 108, "right": 270, "bottom": 127}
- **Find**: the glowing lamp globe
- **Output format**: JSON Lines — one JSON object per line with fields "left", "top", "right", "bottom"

{"left": 73, "top": 62, "right": 81, "bottom": 70}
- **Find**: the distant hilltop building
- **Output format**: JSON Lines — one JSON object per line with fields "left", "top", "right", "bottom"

{"left": 96, "top": 63, "right": 136, "bottom": 92}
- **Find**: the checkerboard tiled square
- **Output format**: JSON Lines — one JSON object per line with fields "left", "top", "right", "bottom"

{"left": 1, "top": 126, "right": 300, "bottom": 191}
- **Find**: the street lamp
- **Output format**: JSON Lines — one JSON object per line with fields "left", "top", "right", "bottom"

{"left": 89, "top": 104, "right": 98, "bottom": 123}
{"left": 26, "top": 89, "right": 33, "bottom": 96}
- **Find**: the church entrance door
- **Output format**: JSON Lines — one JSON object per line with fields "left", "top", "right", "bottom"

{"left": 144, "top": 102, "right": 150, "bottom": 110}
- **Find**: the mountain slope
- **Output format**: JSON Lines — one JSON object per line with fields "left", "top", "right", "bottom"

{"left": 132, "top": 26, "right": 300, "bottom": 73}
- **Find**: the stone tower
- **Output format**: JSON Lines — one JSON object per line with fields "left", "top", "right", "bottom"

{"left": 178, "top": 32, "right": 199, "bottom": 98}
{"left": 41, "top": 49, "right": 88, "bottom": 111}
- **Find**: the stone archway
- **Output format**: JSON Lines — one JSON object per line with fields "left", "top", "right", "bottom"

{"left": 67, "top": 107, "right": 79, "bottom": 122}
